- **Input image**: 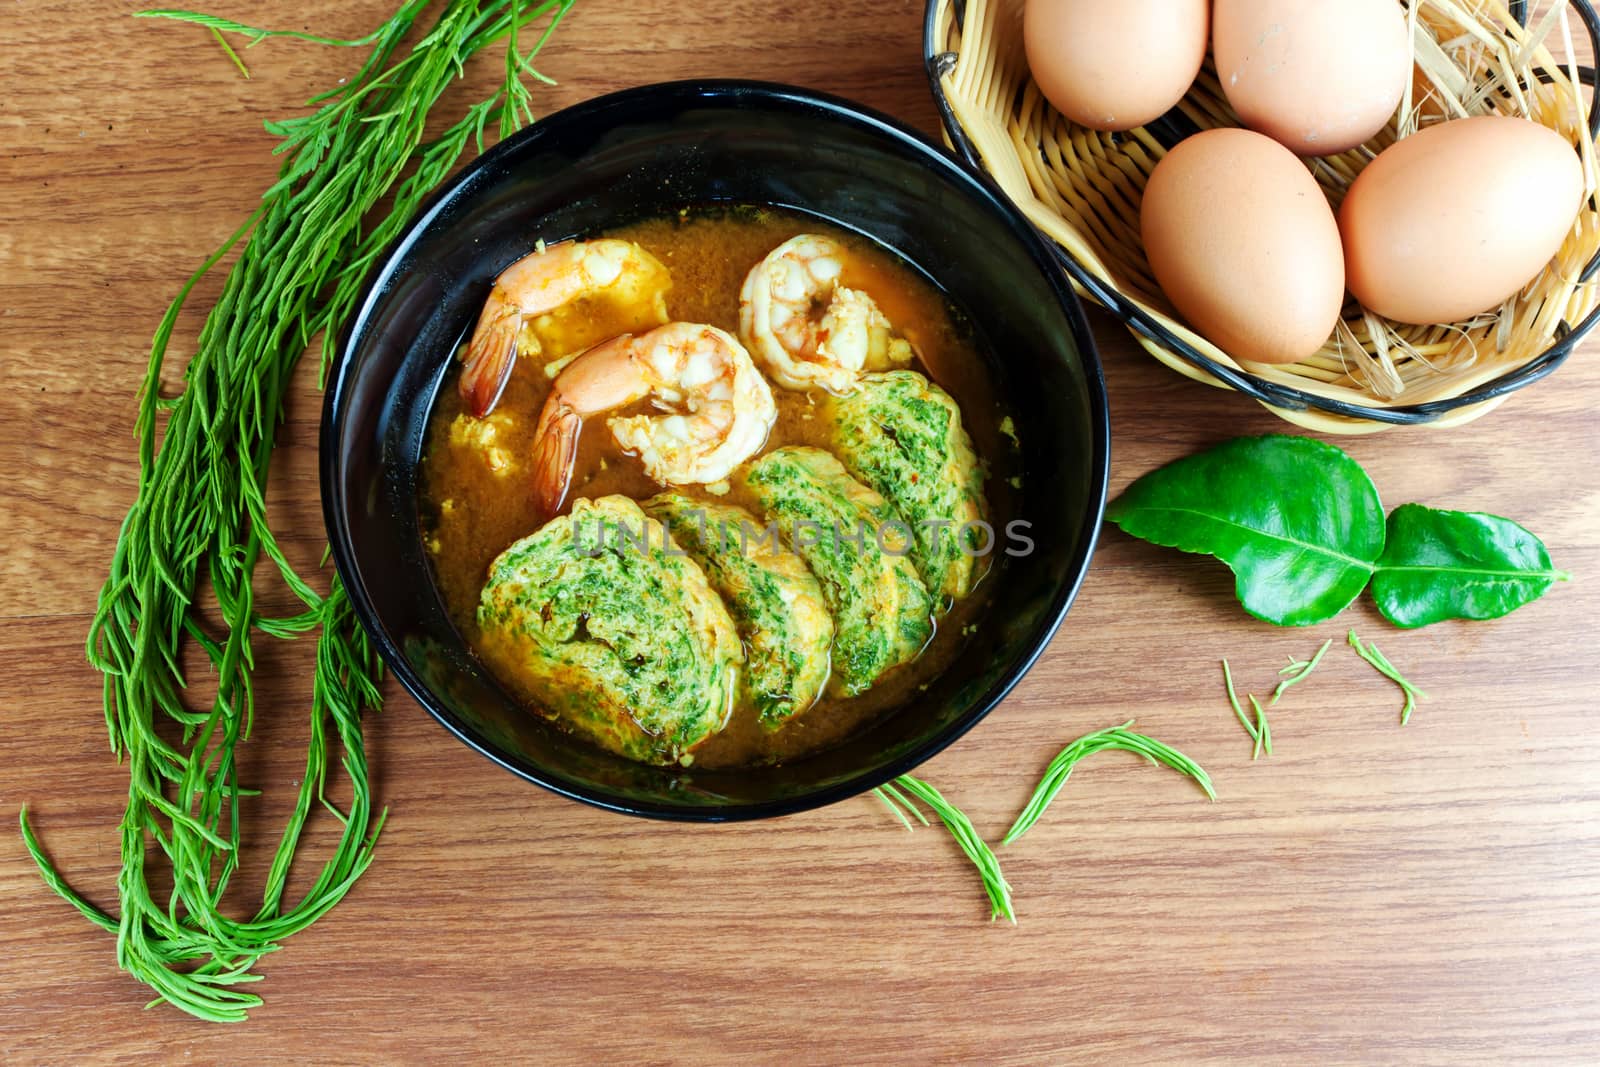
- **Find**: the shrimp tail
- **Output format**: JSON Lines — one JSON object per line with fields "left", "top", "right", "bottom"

{"left": 531, "top": 394, "right": 583, "bottom": 520}
{"left": 459, "top": 302, "right": 520, "bottom": 417}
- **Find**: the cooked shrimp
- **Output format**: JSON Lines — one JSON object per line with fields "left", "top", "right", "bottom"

{"left": 530, "top": 322, "right": 777, "bottom": 517}
{"left": 738, "top": 234, "right": 913, "bottom": 393}
{"left": 459, "top": 239, "right": 670, "bottom": 416}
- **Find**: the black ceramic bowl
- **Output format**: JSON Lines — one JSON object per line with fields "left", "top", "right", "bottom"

{"left": 321, "top": 80, "right": 1110, "bottom": 820}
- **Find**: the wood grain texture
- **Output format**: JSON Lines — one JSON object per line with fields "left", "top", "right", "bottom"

{"left": 2, "top": 1, "right": 1598, "bottom": 1062}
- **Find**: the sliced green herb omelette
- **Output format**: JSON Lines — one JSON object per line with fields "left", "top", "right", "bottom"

{"left": 825, "top": 370, "right": 986, "bottom": 602}
{"left": 645, "top": 493, "right": 833, "bottom": 728}
{"left": 478, "top": 496, "right": 740, "bottom": 764}
{"left": 741, "top": 446, "right": 934, "bottom": 695}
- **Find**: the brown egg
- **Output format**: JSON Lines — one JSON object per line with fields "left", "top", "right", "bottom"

{"left": 1024, "top": 0, "right": 1208, "bottom": 132}
{"left": 1214, "top": 0, "right": 1411, "bottom": 156}
{"left": 1141, "top": 129, "right": 1345, "bottom": 365}
{"left": 1340, "top": 116, "right": 1585, "bottom": 325}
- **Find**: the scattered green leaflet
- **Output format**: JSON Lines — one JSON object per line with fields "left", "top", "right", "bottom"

{"left": 1222, "top": 659, "right": 1259, "bottom": 744}
{"left": 1003, "top": 721, "right": 1215, "bottom": 845}
{"left": 872, "top": 781, "right": 928, "bottom": 831}
{"left": 1349, "top": 630, "right": 1428, "bottom": 725}
{"left": 1108, "top": 435, "right": 1568, "bottom": 629}
{"left": 134, "top": 8, "right": 398, "bottom": 47}
{"left": 207, "top": 25, "right": 251, "bottom": 77}
{"left": 874, "top": 776, "right": 1014, "bottom": 922}
{"left": 1224, "top": 633, "right": 1421, "bottom": 756}
{"left": 1250, "top": 695, "right": 1270, "bottom": 761}
{"left": 1273, "top": 638, "right": 1333, "bottom": 706}
{"left": 19, "top": 0, "right": 577, "bottom": 1022}
{"left": 1371, "top": 504, "right": 1571, "bottom": 628}
{"left": 875, "top": 728, "right": 1213, "bottom": 921}
{"left": 1226, "top": 641, "right": 1330, "bottom": 758}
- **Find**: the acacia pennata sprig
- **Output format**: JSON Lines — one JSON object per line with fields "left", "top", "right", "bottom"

{"left": 20, "top": 0, "right": 577, "bottom": 1022}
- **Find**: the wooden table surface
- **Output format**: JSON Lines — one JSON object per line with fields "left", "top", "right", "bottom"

{"left": 3, "top": 1, "right": 1598, "bottom": 1062}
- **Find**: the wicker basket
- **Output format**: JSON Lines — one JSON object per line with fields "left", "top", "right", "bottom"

{"left": 924, "top": 0, "right": 1600, "bottom": 432}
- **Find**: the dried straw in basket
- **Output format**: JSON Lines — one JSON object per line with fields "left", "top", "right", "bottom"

{"left": 930, "top": 0, "right": 1600, "bottom": 432}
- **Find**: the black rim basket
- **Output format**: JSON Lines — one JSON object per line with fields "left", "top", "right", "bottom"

{"left": 923, "top": 0, "right": 1600, "bottom": 428}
